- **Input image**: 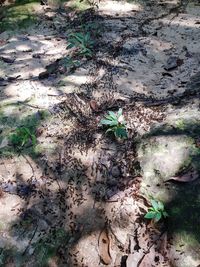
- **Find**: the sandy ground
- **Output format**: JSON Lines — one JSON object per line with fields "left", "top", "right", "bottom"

{"left": 0, "top": 0, "right": 200, "bottom": 266}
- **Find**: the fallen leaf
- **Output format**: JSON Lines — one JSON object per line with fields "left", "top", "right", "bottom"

{"left": 98, "top": 229, "right": 112, "bottom": 265}
{"left": 126, "top": 252, "right": 144, "bottom": 267}
{"left": 0, "top": 39, "right": 6, "bottom": 45}
{"left": 168, "top": 170, "right": 199, "bottom": 182}
{"left": 138, "top": 249, "right": 155, "bottom": 267}
{"left": 90, "top": 100, "right": 99, "bottom": 112}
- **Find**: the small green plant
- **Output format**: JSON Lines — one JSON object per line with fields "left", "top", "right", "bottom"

{"left": 144, "top": 199, "right": 168, "bottom": 222}
{"left": 100, "top": 108, "right": 128, "bottom": 139}
{"left": 83, "top": 22, "right": 102, "bottom": 37}
{"left": 175, "top": 119, "right": 185, "bottom": 130}
{"left": 61, "top": 56, "right": 80, "bottom": 68}
{"left": 67, "top": 32, "right": 94, "bottom": 57}
{"left": 9, "top": 127, "right": 36, "bottom": 149}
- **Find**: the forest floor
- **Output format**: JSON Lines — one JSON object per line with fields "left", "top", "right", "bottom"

{"left": 0, "top": 0, "right": 200, "bottom": 266}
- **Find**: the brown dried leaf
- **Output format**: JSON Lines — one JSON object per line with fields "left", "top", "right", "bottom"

{"left": 126, "top": 252, "right": 144, "bottom": 267}
{"left": 90, "top": 100, "right": 99, "bottom": 112}
{"left": 168, "top": 170, "right": 199, "bottom": 182}
{"left": 98, "top": 229, "right": 112, "bottom": 265}
{"left": 139, "top": 250, "right": 155, "bottom": 267}
{"left": 0, "top": 39, "right": 6, "bottom": 45}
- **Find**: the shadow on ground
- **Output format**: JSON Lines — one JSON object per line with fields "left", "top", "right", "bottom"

{"left": 0, "top": 0, "right": 200, "bottom": 266}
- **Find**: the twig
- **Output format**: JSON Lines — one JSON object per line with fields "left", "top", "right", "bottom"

{"left": 22, "top": 223, "right": 38, "bottom": 255}
{"left": 22, "top": 154, "right": 35, "bottom": 181}
{"left": 137, "top": 230, "right": 166, "bottom": 267}
{"left": 17, "top": 101, "right": 46, "bottom": 110}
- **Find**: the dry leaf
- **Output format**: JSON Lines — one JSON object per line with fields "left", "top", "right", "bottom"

{"left": 90, "top": 100, "right": 99, "bottom": 112}
{"left": 0, "top": 39, "right": 6, "bottom": 45}
{"left": 168, "top": 170, "right": 199, "bottom": 182}
{"left": 98, "top": 229, "right": 112, "bottom": 265}
{"left": 126, "top": 252, "right": 144, "bottom": 267}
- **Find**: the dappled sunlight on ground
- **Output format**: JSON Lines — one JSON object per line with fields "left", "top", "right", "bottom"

{"left": 0, "top": 0, "right": 200, "bottom": 266}
{"left": 98, "top": 0, "right": 142, "bottom": 15}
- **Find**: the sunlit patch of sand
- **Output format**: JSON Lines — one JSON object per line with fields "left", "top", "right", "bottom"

{"left": 98, "top": 0, "right": 142, "bottom": 15}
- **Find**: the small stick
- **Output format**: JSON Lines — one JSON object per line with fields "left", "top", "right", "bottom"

{"left": 22, "top": 223, "right": 38, "bottom": 256}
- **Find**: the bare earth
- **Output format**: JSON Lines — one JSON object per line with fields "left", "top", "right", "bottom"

{"left": 0, "top": 0, "right": 200, "bottom": 266}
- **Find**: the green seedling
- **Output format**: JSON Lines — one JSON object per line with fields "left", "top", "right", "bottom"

{"left": 175, "top": 119, "right": 185, "bottom": 130}
{"left": 61, "top": 56, "right": 80, "bottom": 68}
{"left": 9, "top": 127, "right": 36, "bottom": 148}
{"left": 144, "top": 199, "right": 168, "bottom": 222}
{"left": 100, "top": 108, "right": 128, "bottom": 139}
{"left": 67, "top": 32, "right": 94, "bottom": 57}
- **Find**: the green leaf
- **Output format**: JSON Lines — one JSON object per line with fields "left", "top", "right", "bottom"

{"left": 157, "top": 201, "right": 164, "bottom": 211}
{"left": 31, "top": 134, "right": 37, "bottom": 145}
{"left": 155, "top": 212, "right": 162, "bottom": 222}
{"left": 109, "top": 121, "right": 119, "bottom": 126}
{"left": 9, "top": 126, "right": 37, "bottom": 148}
{"left": 75, "top": 35, "right": 84, "bottom": 44}
{"left": 149, "top": 207, "right": 155, "bottom": 211}
{"left": 114, "top": 127, "right": 128, "bottom": 139}
{"left": 151, "top": 199, "right": 159, "bottom": 211}
{"left": 67, "top": 43, "right": 75, "bottom": 49}
{"left": 100, "top": 119, "right": 118, "bottom": 126}
{"left": 100, "top": 119, "right": 113, "bottom": 125}
{"left": 144, "top": 211, "right": 156, "bottom": 219}
{"left": 106, "top": 128, "right": 114, "bottom": 134}
{"left": 104, "top": 115, "right": 115, "bottom": 121}
{"left": 162, "top": 211, "right": 169, "bottom": 218}
{"left": 118, "top": 108, "right": 123, "bottom": 116}
{"left": 108, "top": 111, "right": 117, "bottom": 120}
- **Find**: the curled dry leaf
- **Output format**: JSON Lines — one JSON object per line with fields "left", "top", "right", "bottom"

{"left": 168, "top": 170, "right": 199, "bottom": 182}
{"left": 98, "top": 229, "right": 112, "bottom": 265}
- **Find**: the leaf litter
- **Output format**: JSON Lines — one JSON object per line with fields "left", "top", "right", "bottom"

{"left": 0, "top": 0, "right": 200, "bottom": 266}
